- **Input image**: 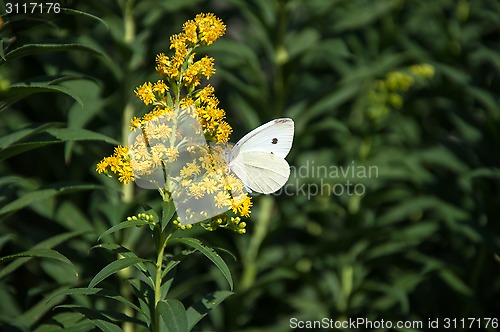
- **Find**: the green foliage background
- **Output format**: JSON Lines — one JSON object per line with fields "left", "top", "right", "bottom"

{"left": 1, "top": 0, "right": 499, "bottom": 331}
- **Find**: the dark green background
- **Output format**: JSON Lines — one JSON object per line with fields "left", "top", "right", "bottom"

{"left": 1, "top": 0, "right": 499, "bottom": 331}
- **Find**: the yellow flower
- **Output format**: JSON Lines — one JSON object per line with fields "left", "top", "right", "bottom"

{"left": 166, "top": 147, "right": 179, "bottom": 161}
{"left": 216, "top": 121, "right": 232, "bottom": 143}
{"left": 97, "top": 14, "right": 253, "bottom": 227}
{"left": 96, "top": 146, "right": 134, "bottom": 184}
{"left": 194, "top": 13, "right": 226, "bottom": 45}
{"left": 130, "top": 117, "right": 142, "bottom": 130}
{"left": 198, "top": 84, "right": 215, "bottom": 102}
{"left": 410, "top": 64, "right": 435, "bottom": 78}
{"left": 182, "top": 20, "right": 198, "bottom": 44}
{"left": 118, "top": 164, "right": 134, "bottom": 185}
{"left": 135, "top": 82, "right": 156, "bottom": 105}
{"left": 232, "top": 195, "right": 253, "bottom": 218}
{"left": 180, "top": 162, "right": 201, "bottom": 178}
{"left": 202, "top": 176, "right": 219, "bottom": 194}
{"left": 153, "top": 80, "right": 168, "bottom": 95}
{"left": 386, "top": 72, "right": 414, "bottom": 92}
{"left": 214, "top": 191, "right": 232, "bottom": 208}
{"left": 183, "top": 56, "right": 215, "bottom": 87}
{"left": 189, "top": 183, "right": 204, "bottom": 198}
{"left": 96, "top": 159, "right": 108, "bottom": 174}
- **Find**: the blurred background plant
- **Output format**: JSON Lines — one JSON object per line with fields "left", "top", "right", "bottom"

{"left": 0, "top": 0, "right": 499, "bottom": 331}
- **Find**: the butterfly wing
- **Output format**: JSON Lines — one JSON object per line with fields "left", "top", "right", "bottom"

{"left": 230, "top": 151, "right": 290, "bottom": 194}
{"left": 231, "top": 118, "right": 294, "bottom": 159}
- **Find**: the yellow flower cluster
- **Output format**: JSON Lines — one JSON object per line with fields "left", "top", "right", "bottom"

{"left": 96, "top": 146, "right": 134, "bottom": 184}
{"left": 409, "top": 64, "right": 435, "bottom": 78}
{"left": 367, "top": 63, "right": 435, "bottom": 122}
{"left": 98, "top": 14, "right": 252, "bottom": 227}
{"left": 132, "top": 14, "right": 230, "bottom": 144}
{"left": 155, "top": 13, "right": 225, "bottom": 85}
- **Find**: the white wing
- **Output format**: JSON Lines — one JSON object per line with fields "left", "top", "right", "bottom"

{"left": 231, "top": 118, "right": 294, "bottom": 159}
{"left": 230, "top": 151, "right": 290, "bottom": 194}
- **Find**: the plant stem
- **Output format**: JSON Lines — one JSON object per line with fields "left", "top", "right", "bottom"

{"left": 240, "top": 196, "right": 274, "bottom": 289}
{"left": 120, "top": 2, "right": 136, "bottom": 332}
{"left": 153, "top": 228, "right": 173, "bottom": 332}
{"left": 273, "top": 0, "right": 287, "bottom": 117}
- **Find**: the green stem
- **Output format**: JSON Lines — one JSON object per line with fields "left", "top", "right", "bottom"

{"left": 119, "top": 2, "right": 136, "bottom": 332}
{"left": 273, "top": 0, "right": 287, "bottom": 117}
{"left": 240, "top": 196, "right": 274, "bottom": 289}
{"left": 153, "top": 228, "right": 174, "bottom": 332}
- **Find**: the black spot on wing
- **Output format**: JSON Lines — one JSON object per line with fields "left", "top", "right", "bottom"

{"left": 272, "top": 138, "right": 278, "bottom": 144}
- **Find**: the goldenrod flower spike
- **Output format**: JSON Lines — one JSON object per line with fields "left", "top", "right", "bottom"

{"left": 97, "top": 14, "right": 252, "bottom": 229}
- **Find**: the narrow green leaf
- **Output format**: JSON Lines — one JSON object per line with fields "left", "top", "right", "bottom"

{"left": 89, "top": 257, "right": 150, "bottom": 289}
{"left": 97, "top": 220, "right": 151, "bottom": 241}
{"left": 0, "top": 39, "right": 5, "bottom": 61}
{"left": 60, "top": 8, "right": 109, "bottom": 29}
{"left": 13, "top": 286, "right": 69, "bottom": 328}
{"left": 186, "top": 291, "right": 233, "bottom": 330}
{"left": 0, "top": 140, "right": 60, "bottom": 161}
{"left": 161, "top": 200, "right": 176, "bottom": 230}
{"left": 91, "top": 243, "right": 148, "bottom": 273}
{"left": 170, "top": 238, "right": 233, "bottom": 290}
{"left": 161, "top": 252, "right": 188, "bottom": 279}
{"left": 55, "top": 305, "right": 124, "bottom": 332}
{"left": 130, "top": 278, "right": 154, "bottom": 322}
{"left": 438, "top": 270, "right": 472, "bottom": 296}
{"left": 46, "top": 128, "right": 120, "bottom": 145}
{"left": 93, "top": 319, "right": 123, "bottom": 332}
{"left": 2, "top": 43, "right": 105, "bottom": 63}
{"left": 157, "top": 300, "right": 187, "bottom": 332}
{"left": 49, "top": 287, "right": 142, "bottom": 313}
{"left": 0, "top": 185, "right": 103, "bottom": 218}
{"left": 0, "top": 122, "right": 63, "bottom": 149}
{"left": 0, "top": 231, "right": 85, "bottom": 280}
{"left": 1, "top": 83, "right": 83, "bottom": 106}
{"left": 0, "top": 248, "right": 77, "bottom": 277}
{"left": 0, "top": 234, "right": 14, "bottom": 251}
{"left": 35, "top": 320, "right": 94, "bottom": 332}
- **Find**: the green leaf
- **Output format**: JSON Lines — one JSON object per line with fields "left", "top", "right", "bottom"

{"left": 0, "top": 122, "right": 63, "bottom": 149}
{"left": 0, "top": 184, "right": 103, "bottom": 219}
{"left": 12, "top": 286, "right": 70, "bottom": 329}
{"left": 88, "top": 257, "right": 151, "bottom": 289}
{"left": 161, "top": 252, "right": 187, "bottom": 279}
{"left": 46, "top": 128, "right": 120, "bottom": 145}
{"left": 0, "top": 234, "right": 15, "bottom": 251}
{"left": 0, "top": 128, "right": 118, "bottom": 160}
{"left": 35, "top": 320, "right": 94, "bottom": 332}
{"left": 0, "top": 140, "right": 60, "bottom": 160}
{"left": 0, "top": 231, "right": 86, "bottom": 280}
{"left": 0, "top": 248, "right": 77, "bottom": 277}
{"left": 93, "top": 320, "right": 124, "bottom": 332}
{"left": 161, "top": 200, "right": 176, "bottom": 230}
{"left": 0, "top": 39, "right": 5, "bottom": 61}
{"left": 55, "top": 305, "right": 125, "bottom": 332}
{"left": 48, "top": 287, "right": 142, "bottom": 313}
{"left": 2, "top": 43, "right": 105, "bottom": 63}
{"left": 0, "top": 83, "right": 83, "bottom": 108}
{"left": 170, "top": 238, "right": 233, "bottom": 290}
{"left": 97, "top": 219, "right": 152, "bottom": 241}
{"left": 157, "top": 300, "right": 187, "bottom": 332}
{"left": 438, "top": 270, "right": 472, "bottom": 296}
{"left": 91, "top": 243, "right": 149, "bottom": 274}
{"left": 186, "top": 291, "right": 233, "bottom": 330}
{"left": 332, "top": 0, "right": 400, "bottom": 33}
{"left": 60, "top": 8, "right": 109, "bottom": 29}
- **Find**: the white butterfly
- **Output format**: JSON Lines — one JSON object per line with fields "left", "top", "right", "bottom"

{"left": 228, "top": 118, "right": 294, "bottom": 194}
